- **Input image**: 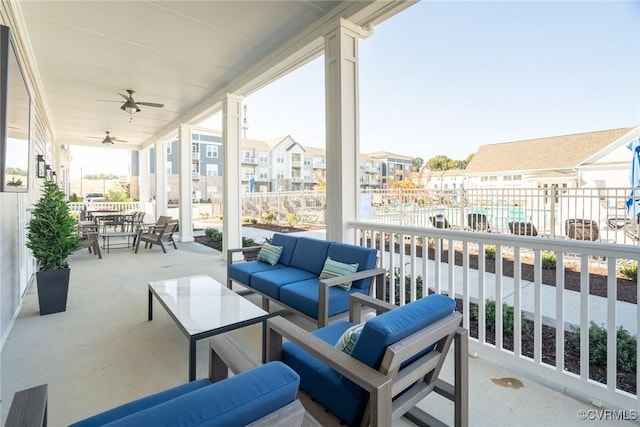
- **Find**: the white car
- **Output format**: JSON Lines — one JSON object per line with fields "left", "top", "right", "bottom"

{"left": 84, "top": 193, "right": 104, "bottom": 203}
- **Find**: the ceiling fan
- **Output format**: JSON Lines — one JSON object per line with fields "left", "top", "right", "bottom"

{"left": 89, "top": 131, "right": 127, "bottom": 145}
{"left": 118, "top": 89, "right": 164, "bottom": 114}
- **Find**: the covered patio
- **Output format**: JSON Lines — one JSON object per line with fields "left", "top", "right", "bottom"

{"left": 1, "top": 236, "right": 620, "bottom": 426}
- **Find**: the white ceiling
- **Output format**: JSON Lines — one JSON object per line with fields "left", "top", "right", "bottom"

{"left": 17, "top": 1, "right": 414, "bottom": 151}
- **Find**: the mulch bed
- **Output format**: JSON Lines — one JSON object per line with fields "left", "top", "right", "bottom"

{"left": 195, "top": 223, "right": 637, "bottom": 395}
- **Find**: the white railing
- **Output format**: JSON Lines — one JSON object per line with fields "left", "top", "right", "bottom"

{"left": 347, "top": 220, "right": 639, "bottom": 412}
{"left": 68, "top": 202, "right": 141, "bottom": 213}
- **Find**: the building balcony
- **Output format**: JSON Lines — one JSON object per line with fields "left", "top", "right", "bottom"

{"left": 242, "top": 157, "right": 257, "bottom": 164}
{"left": 191, "top": 152, "right": 200, "bottom": 160}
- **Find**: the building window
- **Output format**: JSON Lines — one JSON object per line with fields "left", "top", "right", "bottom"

{"left": 192, "top": 144, "right": 199, "bottom": 154}
{"left": 259, "top": 169, "right": 269, "bottom": 179}
{"left": 259, "top": 152, "right": 269, "bottom": 163}
{"left": 167, "top": 143, "right": 172, "bottom": 155}
{"left": 192, "top": 163, "right": 199, "bottom": 175}
{"left": 304, "top": 156, "right": 311, "bottom": 166}
{"left": 206, "top": 164, "right": 219, "bottom": 177}
{"left": 276, "top": 170, "right": 285, "bottom": 179}
{"left": 206, "top": 145, "right": 218, "bottom": 158}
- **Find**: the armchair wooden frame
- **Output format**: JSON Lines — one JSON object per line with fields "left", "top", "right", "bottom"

{"left": 266, "top": 293, "right": 469, "bottom": 427}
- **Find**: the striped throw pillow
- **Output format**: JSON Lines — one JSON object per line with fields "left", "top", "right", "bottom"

{"left": 334, "top": 323, "right": 365, "bottom": 355}
{"left": 319, "top": 257, "right": 359, "bottom": 291}
{"left": 256, "top": 243, "right": 283, "bottom": 266}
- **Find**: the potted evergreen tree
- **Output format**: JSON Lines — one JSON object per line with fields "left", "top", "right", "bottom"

{"left": 26, "top": 181, "right": 82, "bottom": 315}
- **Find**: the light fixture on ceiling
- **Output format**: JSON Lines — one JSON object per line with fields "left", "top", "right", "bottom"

{"left": 121, "top": 100, "right": 140, "bottom": 115}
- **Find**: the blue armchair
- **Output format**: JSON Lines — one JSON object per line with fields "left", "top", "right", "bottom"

{"left": 266, "top": 293, "right": 468, "bottom": 427}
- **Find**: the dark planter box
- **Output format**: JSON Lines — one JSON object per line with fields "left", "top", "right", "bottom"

{"left": 36, "top": 268, "right": 70, "bottom": 315}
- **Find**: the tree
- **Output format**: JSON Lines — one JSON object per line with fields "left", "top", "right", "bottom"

{"left": 411, "top": 157, "right": 424, "bottom": 172}
{"left": 105, "top": 184, "right": 130, "bottom": 202}
{"left": 426, "top": 155, "right": 453, "bottom": 171}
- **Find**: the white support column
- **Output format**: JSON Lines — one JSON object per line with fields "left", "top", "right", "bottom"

{"left": 222, "top": 94, "right": 243, "bottom": 260}
{"left": 178, "top": 124, "right": 194, "bottom": 242}
{"left": 154, "top": 139, "right": 168, "bottom": 222}
{"left": 324, "top": 19, "right": 361, "bottom": 244}
{"left": 138, "top": 148, "right": 150, "bottom": 215}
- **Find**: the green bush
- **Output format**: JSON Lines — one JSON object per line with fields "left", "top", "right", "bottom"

{"left": 261, "top": 211, "right": 277, "bottom": 224}
{"left": 242, "top": 237, "right": 256, "bottom": 247}
{"left": 570, "top": 322, "right": 637, "bottom": 372}
{"left": 541, "top": 251, "right": 556, "bottom": 269}
{"left": 387, "top": 267, "right": 424, "bottom": 305}
{"left": 485, "top": 244, "right": 496, "bottom": 259}
{"left": 250, "top": 218, "right": 258, "bottom": 224}
{"left": 473, "top": 300, "right": 529, "bottom": 333}
{"left": 205, "top": 228, "right": 222, "bottom": 241}
{"left": 618, "top": 259, "right": 637, "bottom": 281}
{"left": 286, "top": 213, "right": 298, "bottom": 226}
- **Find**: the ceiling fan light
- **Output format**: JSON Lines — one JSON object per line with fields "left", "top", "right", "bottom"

{"left": 121, "top": 101, "right": 140, "bottom": 114}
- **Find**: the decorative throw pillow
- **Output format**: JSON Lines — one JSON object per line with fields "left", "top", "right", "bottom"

{"left": 319, "top": 257, "right": 359, "bottom": 291}
{"left": 334, "top": 323, "right": 365, "bottom": 355}
{"left": 256, "top": 243, "right": 283, "bottom": 266}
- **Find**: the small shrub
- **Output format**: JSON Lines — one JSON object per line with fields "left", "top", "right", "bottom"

{"left": 242, "top": 237, "right": 256, "bottom": 247}
{"left": 250, "top": 218, "right": 258, "bottom": 224}
{"left": 485, "top": 245, "right": 496, "bottom": 259}
{"left": 570, "top": 322, "right": 637, "bottom": 372}
{"left": 473, "top": 300, "right": 529, "bottom": 333}
{"left": 286, "top": 213, "right": 298, "bottom": 226}
{"left": 618, "top": 259, "right": 637, "bottom": 281}
{"left": 263, "top": 236, "right": 273, "bottom": 244}
{"left": 205, "top": 228, "right": 222, "bottom": 241}
{"left": 262, "top": 211, "right": 277, "bottom": 224}
{"left": 242, "top": 217, "right": 251, "bottom": 223}
{"left": 541, "top": 251, "right": 556, "bottom": 269}
{"left": 386, "top": 267, "right": 425, "bottom": 305}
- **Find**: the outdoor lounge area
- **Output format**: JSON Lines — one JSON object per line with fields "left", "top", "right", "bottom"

{"left": 2, "top": 233, "right": 635, "bottom": 426}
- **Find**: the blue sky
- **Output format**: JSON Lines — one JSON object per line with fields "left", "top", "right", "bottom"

{"left": 73, "top": 0, "right": 639, "bottom": 175}
{"left": 240, "top": 0, "right": 639, "bottom": 161}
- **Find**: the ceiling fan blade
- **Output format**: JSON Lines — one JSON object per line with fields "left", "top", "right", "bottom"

{"left": 137, "top": 102, "right": 164, "bottom": 108}
{"left": 118, "top": 92, "right": 131, "bottom": 101}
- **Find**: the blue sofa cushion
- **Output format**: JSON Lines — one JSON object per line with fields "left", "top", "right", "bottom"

{"left": 228, "top": 260, "right": 286, "bottom": 286}
{"left": 350, "top": 294, "right": 455, "bottom": 369}
{"left": 70, "top": 379, "right": 212, "bottom": 427}
{"left": 74, "top": 362, "right": 300, "bottom": 427}
{"left": 279, "top": 278, "right": 367, "bottom": 318}
{"left": 289, "top": 237, "right": 331, "bottom": 274}
{"left": 326, "top": 243, "right": 377, "bottom": 290}
{"left": 282, "top": 321, "right": 363, "bottom": 426}
{"left": 251, "top": 267, "right": 316, "bottom": 299}
{"left": 270, "top": 233, "right": 299, "bottom": 266}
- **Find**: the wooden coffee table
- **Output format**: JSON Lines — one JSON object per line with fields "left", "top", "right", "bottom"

{"left": 148, "top": 274, "right": 268, "bottom": 381}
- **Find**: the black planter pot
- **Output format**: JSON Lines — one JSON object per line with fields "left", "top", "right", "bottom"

{"left": 36, "top": 268, "right": 71, "bottom": 315}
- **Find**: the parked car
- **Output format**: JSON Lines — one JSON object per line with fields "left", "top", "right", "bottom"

{"left": 84, "top": 192, "right": 104, "bottom": 203}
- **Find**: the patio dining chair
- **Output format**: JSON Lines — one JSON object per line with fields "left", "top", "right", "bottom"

{"left": 134, "top": 221, "right": 178, "bottom": 253}
{"left": 77, "top": 224, "right": 102, "bottom": 259}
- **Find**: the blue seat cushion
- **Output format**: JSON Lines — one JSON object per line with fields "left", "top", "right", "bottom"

{"left": 279, "top": 279, "right": 367, "bottom": 318}
{"left": 250, "top": 267, "right": 316, "bottom": 299}
{"left": 228, "top": 260, "right": 286, "bottom": 285}
{"left": 270, "top": 233, "right": 299, "bottom": 266}
{"left": 282, "top": 321, "right": 364, "bottom": 426}
{"left": 350, "top": 293, "right": 455, "bottom": 369}
{"left": 326, "top": 243, "right": 378, "bottom": 290}
{"left": 70, "top": 379, "right": 212, "bottom": 426}
{"left": 73, "top": 362, "right": 300, "bottom": 427}
{"left": 289, "top": 237, "right": 331, "bottom": 274}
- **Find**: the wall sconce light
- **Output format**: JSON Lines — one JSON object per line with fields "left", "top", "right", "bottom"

{"left": 36, "top": 155, "right": 46, "bottom": 179}
{"left": 45, "top": 164, "right": 51, "bottom": 181}
{"left": 51, "top": 171, "right": 57, "bottom": 182}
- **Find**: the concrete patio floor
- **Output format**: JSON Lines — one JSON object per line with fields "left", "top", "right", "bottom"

{"left": 1, "top": 232, "right": 634, "bottom": 426}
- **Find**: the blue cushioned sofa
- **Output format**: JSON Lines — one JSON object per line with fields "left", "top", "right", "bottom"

{"left": 227, "top": 233, "right": 386, "bottom": 327}
{"left": 68, "top": 362, "right": 303, "bottom": 427}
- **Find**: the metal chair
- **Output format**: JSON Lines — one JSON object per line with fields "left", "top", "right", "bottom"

{"left": 508, "top": 221, "right": 538, "bottom": 236}
{"left": 468, "top": 213, "right": 491, "bottom": 232}
{"left": 134, "top": 221, "right": 178, "bottom": 253}
{"left": 565, "top": 219, "right": 599, "bottom": 241}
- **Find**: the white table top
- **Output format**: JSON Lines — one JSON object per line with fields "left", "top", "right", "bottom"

{"left": 148, "top": 274, "right": 268, "bottom": 336}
